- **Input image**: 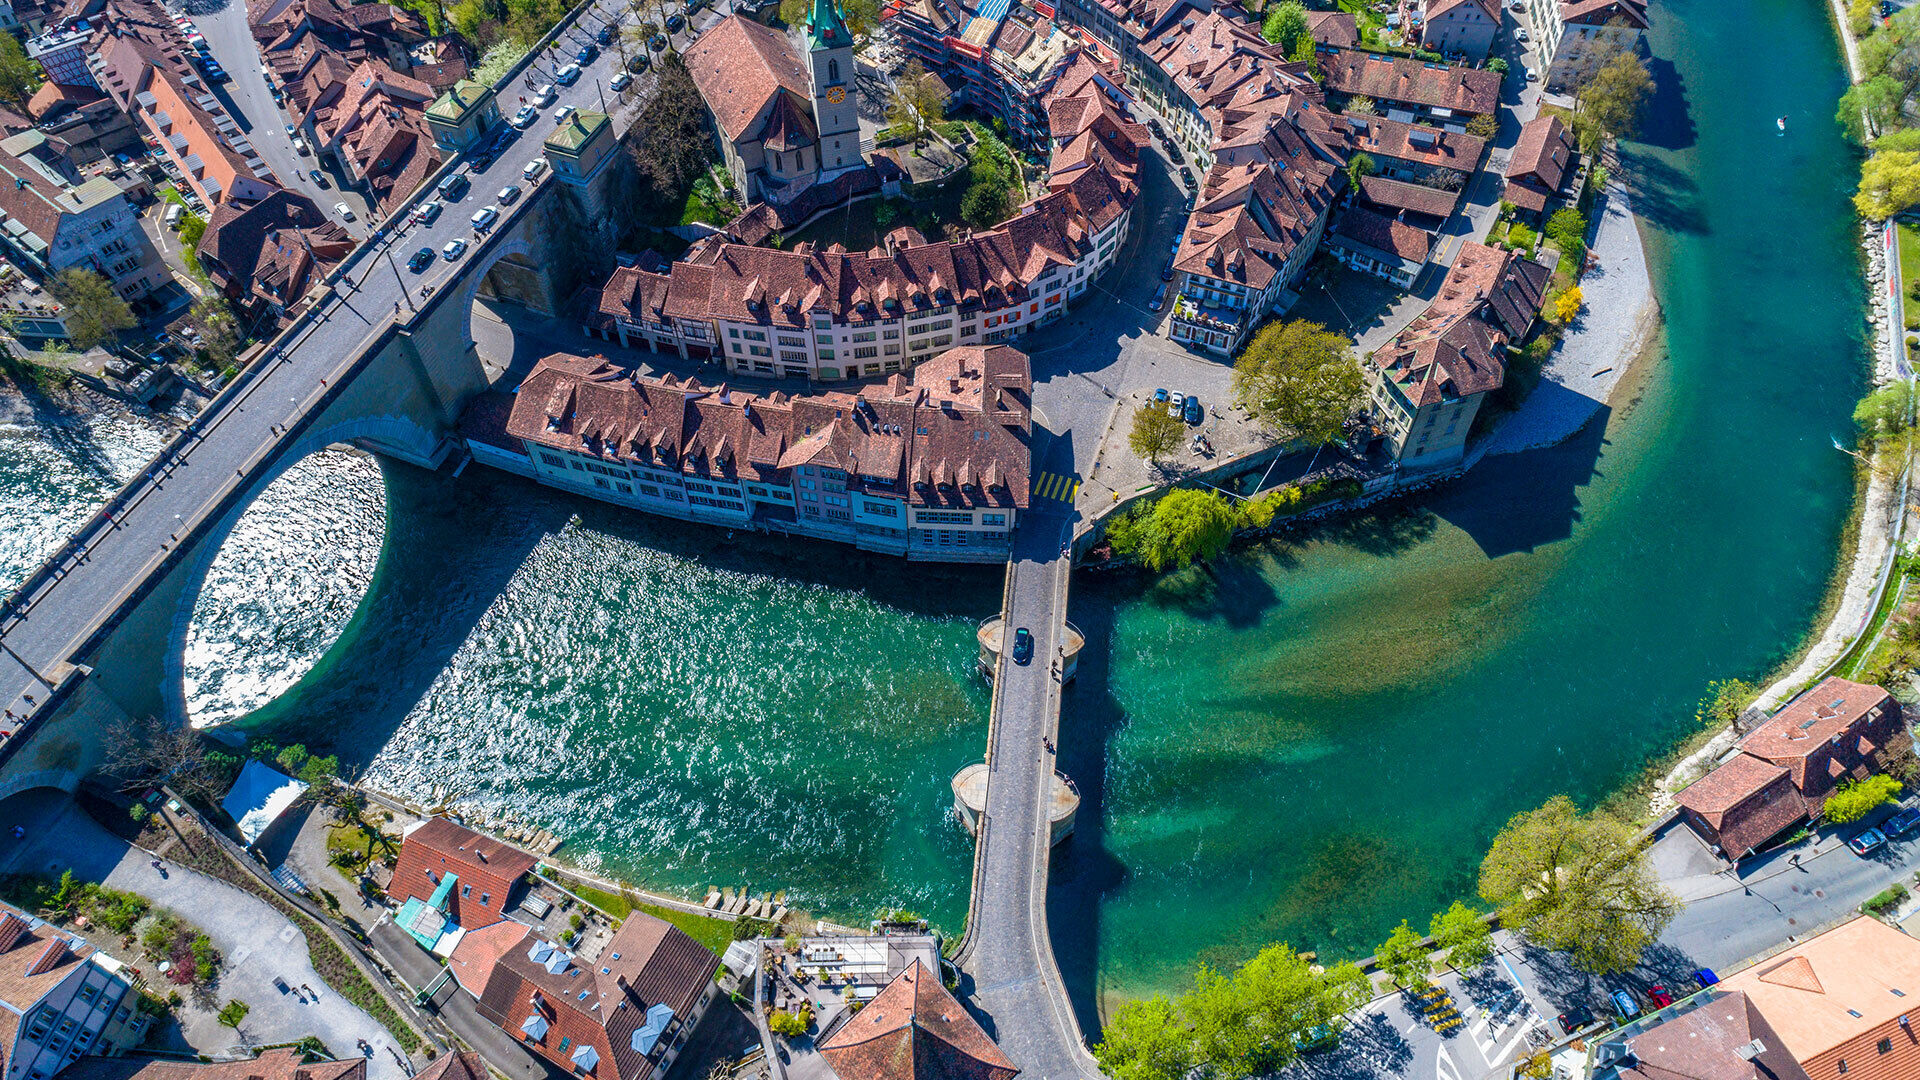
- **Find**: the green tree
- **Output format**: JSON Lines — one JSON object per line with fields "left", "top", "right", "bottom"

{"left": 216, "top": 999, "right": 249, "bottom": 1028}
{"left": 1487, "top": 57, "right": 1508, "bottom": 75}
{"left": 843, "top": 0, "right": 878, "bottom": 35}
{"left": 1346, "top": 94, "right": 1376, "bottom": 116}
{"left": 1573, "top": 48, "right": 1652, "bottom": 145}
{"left": 1231, "top": 319, "right": 1362, "bottom": 447}
{"left": 626, "top": 52, "right": 718, "bottom": 215}
{"left": 1185, "top": 945, "right": 1369, "bottom": 1078}
{"left": 184, "top": 286, "right": 241, "bottom": 371}
{"left": 1478, "top": 796, "right": 1682, "bottom": 974}
{"left": 1290, "top": 31, "right": 1317, "bottom": 72}
{"left": 1429, "top": 901, "right": 1493, "bottom": 969}
{"left": 1106, "top": 488, "right": 1237, "bottom": 572}
{"left": 0, "top": 35, "right": 39, "bottom": 110}
{"left": 52, "top": 269, "right": 135, "bottom": 351}
{"left": 1545, "top": 207, "right": 1587, "bottom": 264}
{"left": 778, "top": 0, "right": 806, "bottom": 24}
{"left": 887, "top": 61, "right": 945, "bottom": 140}
{"left": 1094, "top": 996, "right": 1194, "bottom": 1080}
{"left": 1825, "top": 773, "right": 1902, "bottom": 823}
{"left": 1261, "top": 1, "right": 1307, "bottom": 45}
{"left": 1697, "top": 677, "right": 1758, "bottom": 727}
{"left": 1466, "top": 112, "right": 1499, "bottom": 140}
{"left": 1856, "top": 150, "right": 1920, "bottom": 218}
{"left": 179, "top": 213, "right": 208, "bottom": 248}
{"left": 1128, "top": 402, "right": 1185, "bottom": 463}
{"left": 1875, "top": 127, "right": 1920, "bottom": 153}
{"left": 961, "top": 180, "right": 1010, "bottom": 230}
{"left": 1345, "top": 151, "right": 1375, "bottom": 191}
{"left": 1839, "top": 75, "right": 1907, "bottom": 143}
{"left": 1374, "top": 920, "right": 1432, "bottom": 988}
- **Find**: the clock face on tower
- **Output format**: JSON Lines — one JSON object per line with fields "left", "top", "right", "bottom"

{"left": 827, "top": 86, "right": 846, "bottom": 105}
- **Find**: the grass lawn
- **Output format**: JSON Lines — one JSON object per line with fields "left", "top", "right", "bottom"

{"left": 159, "top": 184, "right": 186, "bottom": 208}
{"left": 562, "top": 880, "right": 737, "bottom": 956}
{"left": 1898, "top": 222, "right": 1920, "bottom": 331}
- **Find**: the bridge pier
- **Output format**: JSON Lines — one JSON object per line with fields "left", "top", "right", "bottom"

{"left": 976, "top": 615, "right": 1085, "bottom": 683}
{"left": 952, "top": 762, "right": 1079, "bottom": 845}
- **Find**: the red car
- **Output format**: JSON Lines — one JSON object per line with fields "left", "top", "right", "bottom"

{"left": 1648, "top": 986, "right": 1675, "bottom": 1007}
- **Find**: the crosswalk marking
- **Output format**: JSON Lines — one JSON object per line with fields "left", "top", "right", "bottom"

{"left": 1032, "top": 471, "right": 1080, "bottom": 503}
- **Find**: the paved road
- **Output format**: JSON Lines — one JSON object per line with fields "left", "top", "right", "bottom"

{"left": 190, "top": 0, "right": 373, "bottom": 231}
{"left": 0, "top": 0, "right": 648, "bottom": 739}
{"left": 959, "top": 504, "right": 1097, "bottom": 1080}
{"left": 0, "top": 791, "right": 407, "bottom": 1078}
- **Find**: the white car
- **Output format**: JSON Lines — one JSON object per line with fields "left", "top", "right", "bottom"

{"left": 333, "top": 202, "right": 355, "bottom": 221}
{"left": 534, "top": 82, "right": 558, "bottom": 105}
{"left": 471, "top": 205, "right": 500, "bottom": 231}
{"left": 554, "top": 104, "right": 576, "bottom": 125}
{"left": 512, "top": 105, "right": 540, "bottom": 128}
{"left": 413, "top": 199, "right": 443, "bottom": 225}
{"left": 1515, "top": 28, "right": 1529, "bottom": 40}
{"left": 1525, "top": 68, "right": 1539, "bottom": 82}
{"left": 292, "top": 136, "right": 310, "bottom": 155}
{"left": 610, "top": 71, "right": 632, "bottom": 92}
{"left": 497, "top": 183, "right": 522, "bottom": 205}
{"left": 1168, "top": 391, "right": 1185, "bottom": 412}
{"left": 442, "top": 238, "right": 468, "bottom": 260}
{"left": 522, "top": 158, "right": 548, "bottom": 181}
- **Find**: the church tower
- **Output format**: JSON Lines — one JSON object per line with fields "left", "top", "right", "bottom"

{"left": 805, "top": 0, "right": 860, "bottom": 175}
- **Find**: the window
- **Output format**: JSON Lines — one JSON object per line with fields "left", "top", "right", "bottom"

{"left": 461, "top": 884, "right": 471, "bottom": 898}
{"left": 827, "top": 59, "right": 839, "bottom": 82}
{"left": 1879, "top": 1039, "right": 1893, "bottom": 1054}
{"left": 540, "top": 452, "right": 563, "bottom": 467}
{"left": 863, "top": 501, "right": 898, "bottom": 516}
{"left": 559, "top": 1038, "right": 572, "bottom": 1052}
{"left": 480, "top": 892, "right": 491, "bottom": 906}
{"left": 983, "top": 513, "right": 1006, "bottom": 525}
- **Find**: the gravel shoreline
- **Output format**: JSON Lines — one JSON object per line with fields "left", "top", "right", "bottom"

{"left": 1476, "top": 180, "right": 1657, "bottom": 460}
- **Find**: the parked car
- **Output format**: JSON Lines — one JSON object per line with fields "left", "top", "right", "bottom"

{"left": 665, "top": 12, "right": 684, "bottom": 31}
{"left": 497, "top": 183, "right": 522, "bottom": 205}
{"left": 413, "top": 200, "right": 444, "bottom": 225}
{"left": 333, "top": 201, "right": 355, "bottom": 221}
{"left": 512, "top": 104, "right": 540, "bottom": 128}
{"left": 1516, "top": 28, "right": 1529, "bottom": 40}
{"left": 597, "top": 23, "right": 615, "bottom": 44}
{"left": 556, "top": 63, "right": 583, "bottom": 85}
{"left": 407, "top": 247, "right": 435, "bottom": 272}
{"left": 609, "top": 71, "right": 633, "bottom": 92}
{"left": 523, "top": 158, "right": 549, "bottom": 181}
{"left": 1525, "top": 68, "right": 1539, "bottom": 82}
{"left": 1148, "top": 281, "right": 1167, "bottom": 311}
{"left": 627, "top": 52, "right": 651, "bottom": 73}
{"left": 1556, "top": 1004, "right": 1594, "bottom": 1034}
{"left": 554, "top": 104, "right": 577, "bottom": 125}
{"left": 471, "top": 205, "right": 500, "bottom": 231}
{"left": 438, "top": 172, "right": 470, "bottom": 199}
{"left": 575, "top": 42, "right": 597, "bottom": 62}
{"left": 292, "top": 136, "right": 309, "bottom": 155}
{"left": 443, "top": 238, "right": 468, "bottom": 260}
{"left": 1850, "top": 827, "right": 1889, "bottom": 856}
{"left": 650, "top": 33, "right": 669, "bottom": 50}
{"left": 1168, "top": 391, "right": 1185, "bottom": 413}
{"left": 1183, "top": 395, "right": 1202, "bottom": 425}
{"left": 1609, "top": 990, "right": 1639, "bottom": 1019}
{"left": 1011, "top": 627, "right": 1034, "bottom": 664}
{"left": 1647, "top": 986, "right": 1674, "bottom": 1008}
{"left": 535, "top": 82, "right": 558, "bottom": 105}
{"left": 1147, "top": 117, "right": 1164, "bottom": 137}
{"left": 1180, "top": 165, "right": 1195, "bottom": 187}
{"left": 1884, "top": 806, "right": 1920, "bottom": 837}
{"left": 285, "top": 122, "right": 298, "bottom": 136}
{"left": 309, "top": 168, "right": 329, "bottom": 188}
{"left": 1153, "top": 387, "right": 1169, "bottom": 403}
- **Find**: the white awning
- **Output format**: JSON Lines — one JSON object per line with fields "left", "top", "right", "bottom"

{"left": 220, "top": 760, "right": 308, "bottom": 844}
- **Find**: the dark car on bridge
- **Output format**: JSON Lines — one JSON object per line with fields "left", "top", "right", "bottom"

{"left": 1011, "top": 627, "right": 1033, "bottom": 665}
{"left": 407, "top": 247, "right": 434, "bottom": 272}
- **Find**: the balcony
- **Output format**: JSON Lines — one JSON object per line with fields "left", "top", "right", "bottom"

{"left": 1170, "top": 293, "right": 1242, "bottom": 333}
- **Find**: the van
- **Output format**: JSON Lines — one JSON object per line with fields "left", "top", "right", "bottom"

{"left": 522, "top": 158, "right": 547, "bottom": 181}
{"left": 436, "top": 172, "right": 470, "bottom": 199}
{"left": 163, "top": 203, "right": 184, "bottom": 228}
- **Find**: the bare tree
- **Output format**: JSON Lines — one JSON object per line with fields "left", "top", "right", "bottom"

{"left": 102, "top": 715, "right": 225, "bottom": 799}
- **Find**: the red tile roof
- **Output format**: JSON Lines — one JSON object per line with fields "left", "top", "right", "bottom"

{"left": 1317, "top": 47, "right": 1501, "bottom": 116}
{"left": 1674, "top": 754, "right": 1807, "bottom": 858}
{"left": 391, "top": 817, "right": 537, "bottom": 929}
{"left": 62, "top": 1050, "right": 365, "bottom": 1080}
{"left": 1332, "top": 205, "right": 1431, "bottom": 264}
{"left": 1357, "top": 175, "right": 1459, "bottom": 218}
{"left": 817, "top": 961, "right": 1016, "bottom": 1080}
{"left": 684, "top": 16, "right": 813, "bottom": 143}
{"left": 1504, "top": 115, "right": 1573, "bottom": 213}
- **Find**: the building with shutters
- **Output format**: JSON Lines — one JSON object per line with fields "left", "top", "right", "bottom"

{"left": 0, "top": 903, "right": 149, "bottom": 1080}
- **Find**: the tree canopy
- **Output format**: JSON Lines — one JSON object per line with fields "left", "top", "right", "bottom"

{"left": 1573, "top": 48, "right": 1652, "bottom": 146}
{"left": 52, "top": 269, "right": 136, "bottom": 351}
{"left": 1128, "top": 402, "right": 1185, "bottom": 463}
{"left": 625, "top": 51, "right": 718, "bottom": 217}
{"left": 1231, "top": 319, "right": 1362, "bottom": 447}
{"left": 887, "top": 61, "right": 946, "bottom": 139}
{"left": 0, "top": 35, "right": 40, "bottom": 110}
{"left": 1825, "top": 774, "right": 1901, "bottom": 823}
{"left": 1105, "top": 488, "right": 1236, "bottom": 572}
{"left": 1856, "top": 149, "right": 1920, "bottom": 218}
{"left": 1430, "top": 900, "right": 1493, "bottom": 969}
{"left": 1374, "top": 921, "right": 1432, "bottom": 988}
{"left": 1478, "top": 795, "right": 1682, "bottom": 974}
{"left": 1096, "top": 944, "right": 1368, "bottom": 1080}
{"left": 1261, "top": 1, "right": 1307, "bottom": 46}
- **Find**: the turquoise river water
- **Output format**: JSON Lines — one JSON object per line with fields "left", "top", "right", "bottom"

{"left": 0, "top": 0, "right": 1869, "bottom": 1026}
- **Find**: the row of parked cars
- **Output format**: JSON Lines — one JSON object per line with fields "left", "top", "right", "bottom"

{"left": 1152, "top": 387, "right": 1204, "bottom": 426}
{"left": 1848, "top": 803, "right": 1920, "bottom": 856}
{"left": 401, "top": 159, "right": 547, "bottom": 270}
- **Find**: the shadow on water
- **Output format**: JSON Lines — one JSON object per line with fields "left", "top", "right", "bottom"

{"left": 1635, "top": 56, "right": 1697, "bottom": 153}
{"left": 1619, "top": 150, "right": 1708, "bottom": 237}
{"left": 239, "top": 458, "right": 1001, "bottom": 765}
{"left": 1048, "top": 580, "right": 1132, "bottom": 1042}
{"left": 0, "top": 358, "right": 126, "bottom": 483}
{"left": 1430, "top": 403, "right": 1610, "bottom": 559}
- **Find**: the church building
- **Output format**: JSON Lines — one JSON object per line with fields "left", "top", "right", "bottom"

{"left": 683, "top": 0, "right": 863, "bottom": 204}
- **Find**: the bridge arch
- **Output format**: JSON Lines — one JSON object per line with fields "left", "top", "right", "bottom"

{"left": 159, "top": 414, "right": 441, "bottom": 731}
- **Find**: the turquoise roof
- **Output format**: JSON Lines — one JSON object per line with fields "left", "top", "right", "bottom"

{"left": 807, "top": 0, "right": 851, "bottom": 52}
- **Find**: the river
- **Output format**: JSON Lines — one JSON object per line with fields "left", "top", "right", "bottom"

{"left": 0, "top": 0, "right": 1867, "bottom": 1027}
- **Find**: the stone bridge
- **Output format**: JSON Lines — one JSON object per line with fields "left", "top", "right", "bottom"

{"left": 0, "top": 115, "right": 605, "bottom": 802}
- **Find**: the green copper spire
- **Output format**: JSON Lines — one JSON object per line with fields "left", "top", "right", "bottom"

{"left": 807, "top": 0, "right": 851, "bottom": 53}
